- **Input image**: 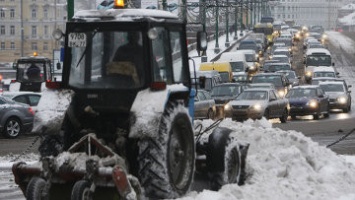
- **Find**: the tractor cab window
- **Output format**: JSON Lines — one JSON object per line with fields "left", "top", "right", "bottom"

{"left": 69, "top": 30, "right": 145, "bottom": 89}
{"left": 151, "top": 27, "right": 188, "bottom": 85}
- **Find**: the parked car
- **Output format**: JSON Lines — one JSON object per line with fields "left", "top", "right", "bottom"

{"left": 318, "top": 81, "right": 352, "bottom": 113}
{"left": 285, "top": 85, "right": 329, "bottom": 120}
{"left": 210, "top": 83, "right": 246, "bottom": 118}
{"left": 2, "top": 91, "right": 41, "bottom": 108}
{"left": 224, "top": 88, "right": 289, "bottom": 122}
{"left": 251, "top": 73, "right": 290, "bottom": 97}
{"left": 194, "top": 89, "right": 217, "bottom": 120}
{"left": 0, "top": 96, "right": 35, "bottom": 138}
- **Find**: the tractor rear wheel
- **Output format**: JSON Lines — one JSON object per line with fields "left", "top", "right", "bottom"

{"left": 137, "top": 101, "right": 195, "bottom": 199}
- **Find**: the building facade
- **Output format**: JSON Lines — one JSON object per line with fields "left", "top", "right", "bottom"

{"left": 270, "top": 0, "right": 345, "bottom": 30}
{"left": 0, "top": 0, "right": 67, "bottom": 62}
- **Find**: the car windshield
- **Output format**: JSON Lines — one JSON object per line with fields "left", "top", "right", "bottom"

{"left": 211, "top": 85, "right": 242, "bottom": 97}
{"left": 319, "top": 84, "right": 344, "bottom": 92}
{"left": 313, "top": 72, "right": 336, "bottom": 78}
{"left": 306, "top": 55, "right": 331, "bottom": 66}
{"left": 245, "top": 54, "right": 256, "bottom": 62}
{"left": 236, "top": 91, "right": 268, "bottom": 100}
{"left": 267, "top": 64, "right": 291, "bottom": 72}
{"left": 231, "top": 62, "right": 245, "bottom": 72}
{"left": 286, "top": 88, "right": 317, "bottom": 98}
{"left": 252, "top": 75, "right": 283, "bottom": 87}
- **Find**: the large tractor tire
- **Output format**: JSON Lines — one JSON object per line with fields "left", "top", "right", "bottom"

{"left": 26, "top": 177, "right": 48, "bottom": 200}
{"left": 207, "top": 127, "right": 242, "bottom": 191}
{"left": 137, "top": 101, "right": 195, "bottom": 199}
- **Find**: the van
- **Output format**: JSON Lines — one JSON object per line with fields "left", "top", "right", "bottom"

{"left": 304, "top": 48, "right": 334, "bottom": 83}
{"left": 219, "top": 50, "right": 258, "bottom": 75}
{"left": 191, "top": 70, "right": 222, "bottom": 91}
{"left": 199, "top": 62, "right": 233, "bottom": 83}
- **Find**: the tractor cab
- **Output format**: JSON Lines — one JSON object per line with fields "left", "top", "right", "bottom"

{"left": 11, "top": 53, "right": 58, "bottom": 92}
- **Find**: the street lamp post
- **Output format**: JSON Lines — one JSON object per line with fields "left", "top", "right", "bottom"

{"left": 234, "top": 0, "right": 238, "bottom": 40}
{"left": 20, "top": 0, "right": 24, "bottom": 57}
{"left": 214, "top": 1, "right": 220, "bottom": 54}
{"left": 225, "top": 0, "right": 230, "bottom": 47}
{"left": 240, "top": 0, "right": 244, "bottom": 36}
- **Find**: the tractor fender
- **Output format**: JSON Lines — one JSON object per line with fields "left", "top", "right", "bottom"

{"left": 129, "top": 84, "right": 189, "bottom": 139}
{"left": 206, "top": 127, "right": 234, "bottom": 172}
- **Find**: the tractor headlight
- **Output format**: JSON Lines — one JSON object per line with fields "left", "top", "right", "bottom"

{"left": 337, "top": 96, "right": 347, "bottom": 104}
{"left": 307, "top": 99, "right": 318, "bottom": 108}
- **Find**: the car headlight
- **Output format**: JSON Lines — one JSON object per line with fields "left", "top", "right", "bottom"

{"left": 337, "top": 96, "right": 347, "bottom": 104}
{"left": 305, "top": 71, "right": 312, "bottom": 77}
{"left": 307, "top": 99, "right": 318, "bottom": 108}
{"left": 251, "top": 104, "right": 262, "bottom": 111}
{"left": 224, "top": 103, "right": 231, "bottom": 110}
{"left": 249, "top": 66, "right": 256, "bottom": 71}
{"left": 278, "top": 90, "right": 285, "bottom": 97}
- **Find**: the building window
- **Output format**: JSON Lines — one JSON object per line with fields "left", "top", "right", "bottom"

{"left": 43, "top": 42, "right": 48, "bottom": 51}
{"left": 0, "top": 26, "right": 5, "bottom": 35}
{"left": 10, "top": 42, "right": 15, "bottom": 50}
{"left": 31, "top": 26, "right": 37, "bottom": 38}
{"left": 10, "top": 9, "right": 15, "bottom": 18}
{"left": 44, "top": 25, "right": 48, "bottom": 35}
{"left": 43, "top": 8, "right": 48, "bottom": 19}
{"left": 0, "top": 42, "right": 5, "bottom": 50}
{"left": 31, "top": 42, "right": 38, "bottom": 50}
{"left": 10, "top": 25, "right": 15, "bottom": 35}
{"left": 32, "top": 8, "right": 37, "bottom": 19}
{"left": 0, "top": 10, "right": 5, "bottom": 18}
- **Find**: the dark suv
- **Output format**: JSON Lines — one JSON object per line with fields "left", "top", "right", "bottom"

{"left": 251, "top": 73, "right": 290, "bottom": 97}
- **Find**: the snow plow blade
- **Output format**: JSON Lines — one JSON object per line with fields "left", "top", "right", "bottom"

{"left": 12, "top": 134, "right": 142, "bottom": 200}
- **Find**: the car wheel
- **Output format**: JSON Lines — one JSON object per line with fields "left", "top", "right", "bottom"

{"left": 313, "top": 114, "right": 319, "bottom": 120}
{"left": 3, "top": 117, "right": 22, "bottom": 139}
{"left": 279, "top": 108, "right": 288, "bottom": 123}
{"left": 207, "top": 108, "right": 215, "bottom": 120}
{"left": 343, "top": 104, "right": 350, "bottom": 113}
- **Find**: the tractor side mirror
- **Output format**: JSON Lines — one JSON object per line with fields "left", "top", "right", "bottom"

{"left": 196, "top": 31, "right": 207, "bottom": 56}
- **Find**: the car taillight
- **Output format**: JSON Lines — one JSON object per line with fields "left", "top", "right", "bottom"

{"left": 28, "top": 107, "right": 35, "bottom": 115}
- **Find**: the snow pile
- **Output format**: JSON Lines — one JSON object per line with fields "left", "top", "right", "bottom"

{"left": 32, "top": 89, "right": 73, "bottom": 135}
{"left": 180, "top": 118, "right": 355, "bottom": 200}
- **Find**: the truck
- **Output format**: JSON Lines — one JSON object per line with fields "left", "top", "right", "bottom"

{"left": 10, "top": 53, "right": 61, "bottom": 92}
{"left": 12, "top": 3, "right": 249, "bottom": 200}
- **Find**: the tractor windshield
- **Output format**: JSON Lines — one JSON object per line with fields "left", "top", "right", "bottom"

{"left": 16, "top": 62, "right": 46, "bottom": 82}
{"left": 68, "top": 30, "right": 146, "bottom": 89}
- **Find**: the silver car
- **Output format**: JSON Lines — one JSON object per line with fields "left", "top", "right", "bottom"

{"left": 0, "top": 96, "right": 35, "bottom": 138}
{"left": 225, "top": 88, "right": 289, "bottom": 122}
{"left": 319, "top": 81, "right": 352, "bottom": 113}
{"left": 194, "top": 89, "right": 216, "bottom": 120}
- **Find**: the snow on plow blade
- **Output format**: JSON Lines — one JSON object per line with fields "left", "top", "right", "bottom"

{"left": 12, "top": 134, "right": 142, "bottom": 200}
